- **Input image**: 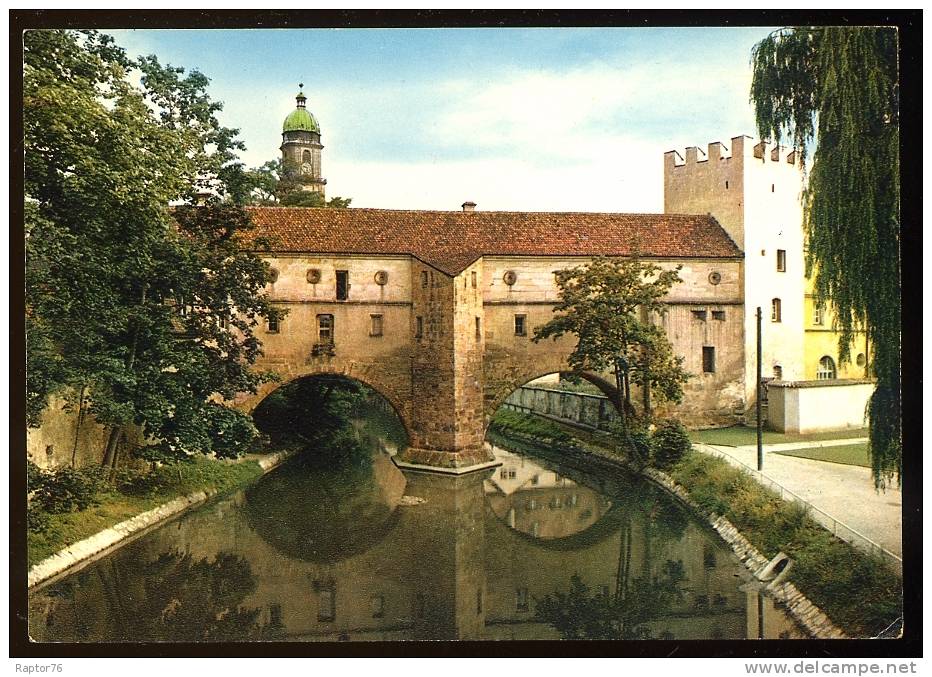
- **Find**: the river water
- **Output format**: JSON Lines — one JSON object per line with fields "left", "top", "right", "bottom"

{"left": 29, "top": 411, "right": 803, "bottom": 642}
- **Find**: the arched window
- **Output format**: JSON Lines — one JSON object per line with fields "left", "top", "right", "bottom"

{"left": 302, "top": 149, "right": 312, "bottom": 164}
{"left": 771, "top": 298, "right": 782, "bottom": 322}
{"left": 816, "top": 356, "right": 836, "bottom": 380}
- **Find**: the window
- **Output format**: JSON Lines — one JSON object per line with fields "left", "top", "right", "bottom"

{"left": 475, "top": 317, "right": 481, "bottom": 340}
{"left": 269, "top": 603, "right": 283, "bottom": 627}
{"left": 712, "top": 310, "right": 726, "bottom": 321}
{"left": 421, "top": 271, "right": 429, "bottom": 288}
{"left": 267, "top": 315, "right": 280, "bottom": 333}
{"left": 776, "top": 249, "right": 786, "bottom": 272}
{"left": 514, "top": 314, "right": 527, "bottom": 336}
{"left": 414, "top": 593, "right": 425, "bottom": 619}
{"left": 317, "top": 587, "right": 335, "bottom": 622}
{"left": 691, "top": 309, "right": 707, "bottom": 321}
{"left": 817, "top": 356, "right": 837, "bottom": 380}
{"left": 370, "top": 595, "right": 384, "bottom": 619}
{"left": 336, "top": 270, "right": 349, "bottom": 300}
{"left": 415, "top": 316, "right": 423, "bottom": 338}
{"left": 476, "top": 588, "right": 483, "bottom": 614}
{"left": 516, "top": 588, "right": 530, "bottom": 613}
{"left": 471, "top": 271, "right": 477, "bottom": 288}
{"left": 725, "top": 180, "right": 729, "bottom": 189}
{"left": 771, "top": 298, "right": 782, "bottom": 323}
{"left": 702, "top": 346, "right": 716, "bottom": 373}
{"left": 531, "top": 521, "right": 540, "bottom": 537}
{"left": 771, "top": 183, "right": 775, "bottom": 192}
{"left": 856, "top": 353, "right": 867, "bottom": 367}
{"left": 370, "top": 314, "right": 383, "bottom": 337}
{"left": 302, "top": 149, "right": 311, "bottom": 164}
{"left": 813, "top": 303, "right": 824, "bottom": 325}
{"left": 317, "top": 314, "right": 334, "bottom": 343}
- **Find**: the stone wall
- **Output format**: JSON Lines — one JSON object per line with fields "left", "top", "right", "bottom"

{"left": 27, "top": 394, "right": 146, "bottom": 470}
{"left": 768, "top": 380, "right": 874, "bottom": 433}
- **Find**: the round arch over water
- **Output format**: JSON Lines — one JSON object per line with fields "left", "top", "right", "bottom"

{"left": 240, "top": 368, "right": 414, "bottom": 444}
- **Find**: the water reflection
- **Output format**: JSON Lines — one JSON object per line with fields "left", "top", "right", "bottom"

{"left": 29, "top": 413, "right": 803, "bottom": 642}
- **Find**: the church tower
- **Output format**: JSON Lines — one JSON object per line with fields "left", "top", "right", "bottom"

{"left": 280, "top": 84, "right": 326, "bottom": 197}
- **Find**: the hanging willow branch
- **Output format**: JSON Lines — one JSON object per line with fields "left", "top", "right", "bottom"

{"left": 750, "top": 26, "right": 901, "bottom": 488}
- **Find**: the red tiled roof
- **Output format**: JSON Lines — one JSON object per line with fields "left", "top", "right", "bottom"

{"left": 244, "top": 207, "right": 742, "bottom": 276}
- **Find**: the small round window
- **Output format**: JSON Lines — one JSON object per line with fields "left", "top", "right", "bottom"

{"left": 374, "top": 270, "right": 389, "bottom": 285}
{"left": 708, "top": 271, "right": 722, "bottom": 285}
{"left": 856, "top": 353, "right": 866, "bottom": 367}
{"left": 268, "top": 267, "right": 279, "bottom": 284}
{"left": 503, "top": 271, "right": 517, "bottom": 286}
{"left": 306, "top": 268, "right": 321, "bottom": 284}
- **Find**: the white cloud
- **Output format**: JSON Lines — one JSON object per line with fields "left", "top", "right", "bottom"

{"left": 318, "top": 58, "right": 754, "bottom": 212}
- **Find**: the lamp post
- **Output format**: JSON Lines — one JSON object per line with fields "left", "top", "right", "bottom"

{"left": 756, "top": 307, "right": 763, "bottom": 472}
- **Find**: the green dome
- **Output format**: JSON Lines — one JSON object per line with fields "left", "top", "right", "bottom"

{"left": 283, "top": 106, "right": 320, "bottom": 133}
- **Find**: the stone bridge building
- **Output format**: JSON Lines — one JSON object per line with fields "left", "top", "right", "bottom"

{"left": 235, "top": 206, "right": 745, "bottom": 472}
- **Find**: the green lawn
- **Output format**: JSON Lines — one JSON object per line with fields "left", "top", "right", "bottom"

{"left": 689, "top": 425, "right": 868, "bottom": 447}
{"left": 773, "top": 443, "right": 871, "bottom": 468}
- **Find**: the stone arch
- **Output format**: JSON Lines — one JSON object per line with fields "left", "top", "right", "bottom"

{"left": 236, "top": 365, "right": 413, "bottom": 442}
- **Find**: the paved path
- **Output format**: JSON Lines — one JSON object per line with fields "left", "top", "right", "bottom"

{"left": 695, "top": 442, "right": 902, "bottom": 561}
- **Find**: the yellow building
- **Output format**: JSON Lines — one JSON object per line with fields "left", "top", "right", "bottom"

{"left": 802, "top": 266, "right": 869, "bottom": 381}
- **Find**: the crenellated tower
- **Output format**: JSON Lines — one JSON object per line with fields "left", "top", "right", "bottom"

{"left": 280, "top": 84, "right": 327, "bottom": 197}
{"left": 664, "top": 135, "right": 806, "bottom": 412}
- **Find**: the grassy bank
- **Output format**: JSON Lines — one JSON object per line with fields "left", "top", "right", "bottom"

{"left": 490, "top": 409, "right": 901, "bottom": 638}
{"left": 27, "top": 456, "right": 266, "bottom": 568}
{"left": 669, "top": 452, "right": 900, "bottom": 637}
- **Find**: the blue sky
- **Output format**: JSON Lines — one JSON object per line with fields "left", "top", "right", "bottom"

{"left": 110, "top": 27, "right": 776, "bottom": 212}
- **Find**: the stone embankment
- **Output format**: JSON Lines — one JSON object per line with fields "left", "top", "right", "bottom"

{"left": 643, "top": 467, "right": 847, "bottom": 639}
{"left": 28, "top": 447, "right": 298, "bottom": 589}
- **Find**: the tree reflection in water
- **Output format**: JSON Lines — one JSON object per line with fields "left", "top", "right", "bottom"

{"left": 106, "top": 549, "right": 278, "bottom": 642}
{"left": 535, "top": 560, "right": 687, "bottom": 640}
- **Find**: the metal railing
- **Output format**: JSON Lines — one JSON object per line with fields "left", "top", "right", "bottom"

{"left": 697, "top": 444, "right": 902, "bottom": 575}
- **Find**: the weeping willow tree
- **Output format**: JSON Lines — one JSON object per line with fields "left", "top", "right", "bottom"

{"left": 750, "top": 27, "right": 900, "bottom": 489}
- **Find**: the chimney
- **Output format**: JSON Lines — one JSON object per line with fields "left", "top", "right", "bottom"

{"left": 461, "top": 201, "right": 477, "bottom": 212}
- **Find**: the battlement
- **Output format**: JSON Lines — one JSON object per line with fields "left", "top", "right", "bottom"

{"left": 665, "top": 135, "right": 799, "bottom": 170}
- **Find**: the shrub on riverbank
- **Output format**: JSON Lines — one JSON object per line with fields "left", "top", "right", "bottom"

{"left": 27, "top": 457, "right": 264, "bottom": 567}
{"left": 651, "top": 419, "right": 692, "bottom": 469}
{"left": 669, "top": 452, "right": 901, "bottom": 637}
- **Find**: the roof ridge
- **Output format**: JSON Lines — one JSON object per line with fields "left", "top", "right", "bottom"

{"left": 246, "top": 205, "right": 714, "bottom": 219}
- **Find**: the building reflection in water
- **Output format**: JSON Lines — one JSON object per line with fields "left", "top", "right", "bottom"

{"left": 29, "top": 422, "right": 804, "bottom": 642}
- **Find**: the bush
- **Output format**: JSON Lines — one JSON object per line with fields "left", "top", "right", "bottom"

{"left": 626, "top": 429, "right": 653, "bottom": 468}
{"left": 31, "top": 465, "right": 104, "bottom": 514}
{"left": 27, "top": 504, "right": 51, "bottom": 533}
{"left": 651, "top": 419, "right": 692, "bottom": 469}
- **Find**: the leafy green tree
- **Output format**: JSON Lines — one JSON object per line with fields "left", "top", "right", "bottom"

{"left": 532, "top": 255, "right": 689, "bottom": 431}
{"left": 750, "top": 27, "right": 900, "bottom": 487}
{"left": 25, "top": 29, "right": 280, "bottom": 470}
{"left": 244, "top": 158, "right": 352, "bottom": 208}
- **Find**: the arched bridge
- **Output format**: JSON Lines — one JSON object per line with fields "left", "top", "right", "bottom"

{"left": 233, "top": 207, "right": 748, "bottom": 471}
